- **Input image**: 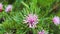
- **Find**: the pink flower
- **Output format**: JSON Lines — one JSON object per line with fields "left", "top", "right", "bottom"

{"left": 53, "top": 16, "right": 60, "bottom": 25}
{"left": 38, "top": 30, "right": 48, "bottom": 34}
{"left": 24, "top": 14, "right": 38, "bottom": 28}
{"left": 38, "top": 30, "right": 44, "bottom": 34}
{"left": 5, "top": 5, "right": 12, "bottom": 12}
{"left": 0, "top": 3, "right": 3, "bottom": 12}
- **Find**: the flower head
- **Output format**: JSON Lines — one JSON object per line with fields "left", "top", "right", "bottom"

{"left": 53, "top": 16, "right": 60, "bottom": 25}
{"left": 38, "top": 30, "right": 44, "bottom": 34}
{"left": 5, "top": 5, "right": 12, "bottom": 12}
{"left": 38, "top": 30, "right": 48, "bottom": 34}
{"left": 24, "top": 14, "right": 38, "bottom": 28}
{"left": 0, "top": 3, "right": 3, "bottom": 12}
